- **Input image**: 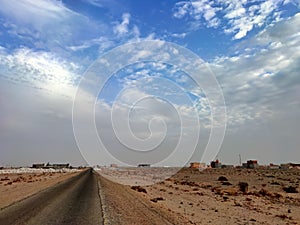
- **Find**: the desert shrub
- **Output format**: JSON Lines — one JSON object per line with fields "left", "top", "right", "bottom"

{"left": 259, "top": 189, "right": 269, "bottom": 196}
{"left": 150, "top": 197, "right": 164, "bottom": 202}
{"left": 275, "top": 214, "right": 292, "bottom": 220}
{"left": 283, "top": 186, "right": 298, "bottom": 193}
{"left": 238, "top": 182, "right": 249, "bottom": 193}
{"left": 218, "top": 176, "right": 228, "bottom": 181}
{"left": 131, "top": 186, "right": 147, "bottom": 193}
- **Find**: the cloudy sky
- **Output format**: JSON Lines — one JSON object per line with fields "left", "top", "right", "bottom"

{"left": 0, "top": 0, "right": 299, "bottom": 167}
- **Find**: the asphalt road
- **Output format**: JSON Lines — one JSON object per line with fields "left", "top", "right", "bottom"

{"left": 0, "top": 169, "right": 103, "bottom": 225}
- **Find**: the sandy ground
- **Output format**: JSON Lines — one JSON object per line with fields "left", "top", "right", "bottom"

{"left": 97, "top": 167, "right": 180, "bottom": 186}
{"left": 99, "top": 167, "right": 300, "bottom": 225}
{"left": 0, "top": 169, "right": 81, "bottom": 209}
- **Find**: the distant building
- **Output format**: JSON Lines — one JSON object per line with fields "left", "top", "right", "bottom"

{"left": 190, "top": 162, "right": 206, "bottom": 169}
{"left": 32, "top": 163, "right": 45, "bottom": 168}
{"left": 138, "top": 164, "right": 151, "bottom": 167}
{"left": 242, "top": 160, "right": 258, "bottom": 169}
{"left": 221, "top": 164, "right": 234, "bottom": 168}
{"left": 269, "top": 163, "right": 280, "bottom": 169}
{"left": 45, "top": 163, "right": 69, "bottom": 169}
{"left": 280, "top": 164, "right": 290, "bottom": 170}
{"left": 247, "top": 160, "right": 258, "bottom": 169}
{"left": 290, "top": 163, "right": 300, "bottom": 168}
{"left": 280, "top": 163, "right": 300, "bottom": 169}
{"left": 211, "top": 159, "right": 222, "bottom": 168}
{"left": 110, "top": 164, "right": 118, "bottom": 168}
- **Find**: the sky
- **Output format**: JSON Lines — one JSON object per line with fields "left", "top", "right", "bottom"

{"left": 0, "top": 0, "right": 299, "bottom": 167}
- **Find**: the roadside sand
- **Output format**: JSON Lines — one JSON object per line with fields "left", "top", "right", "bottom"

{"left": 0, "top": 169, "right": 81, "bottom": 209}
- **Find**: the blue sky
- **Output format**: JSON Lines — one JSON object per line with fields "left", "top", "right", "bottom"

{"left": 0, "top": 0, "right": 299, "bottom": 166}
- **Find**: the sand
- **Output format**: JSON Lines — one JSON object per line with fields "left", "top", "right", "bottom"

{"left": 0, "top": 169, "right": 81, "bottom": 209}
{"left": 99, "top": 167, "right": 300, "bottom": 225}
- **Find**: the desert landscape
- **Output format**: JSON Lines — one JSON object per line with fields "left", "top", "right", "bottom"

{"left": 99, "top": 166, "right": 300, "bottom": 225}
{"left": 0, "top": 166, "right": 300, "bottom": 224}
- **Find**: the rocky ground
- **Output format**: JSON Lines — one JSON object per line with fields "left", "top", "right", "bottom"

{"left": 101, "top": 167, "right": 300, "bottom": 225}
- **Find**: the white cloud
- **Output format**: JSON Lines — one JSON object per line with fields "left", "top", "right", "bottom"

{"left": 173, "top": 0, "right": 297, "bottom": 39}
{"left": 210, "top": 13, "right": 300, "bottom": 127}
{"left": 173, "top": 0, "right": 221, "bottom": 28}
{"left": 114, "top": 13, "right": 131, "bottom": 36}
{"left": 0, "top": 47, "right": 79, "bottom": 98}
{"left": 0, "top": 0, "right": 107, "bottom": 52}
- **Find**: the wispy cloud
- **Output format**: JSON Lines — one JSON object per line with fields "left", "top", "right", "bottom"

{"left": 0, "top": 0, "right": 107, "bottom": 53}
{"left": 211, "top": 13, "right": 300, "bottom": 127}
{"left": 173, "top": 0, "right": 297, "bottom": 39}
{"left": 0, "top": 46, "right": 79, "bottom": 98}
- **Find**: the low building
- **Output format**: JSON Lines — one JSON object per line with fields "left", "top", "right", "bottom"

{"left": 269, "top": 163, "right": 280, "bottom": 169}
{"left": 189, "top": 162, "right": 206, "bottom": 168}
{"left": 211, "top": 159, "right": 222, "bottom": 168}
{"left": 290, "top": 163, "right": 300, "bottom": 168}
{"left": 45, "top": 163, "right": 69, "bottom": 169}
{"left": 280, "top": 163, "right": 300, "bottom": 169}
{"left": 242, "top": 160, "right": 259, "bottom": 169}
{"left": 242, "top": 163, "right": 248, "bottom": 168}
{"left": 247, "top": 160, "right": 258, "bottom": 169}
{"left": 32, "top": 163, "right": 45, "bottom": 168}
{"left": 110, "top": 164, "right": 118, "bottom": 168}
{"left": 242, "top": 160, "right": 258, "bottom": 169}
{"left": 138, "top": 164, "right": 151, "bottom": 167}
{"left": 221, "top": 164, "right": 234, "bottom": 168}
{"left": 280, "top": 164, "right": 290, "bottom": 169}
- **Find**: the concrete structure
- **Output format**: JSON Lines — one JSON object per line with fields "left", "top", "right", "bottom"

{"left": 290, "top": 163, "right": 300, "bottom": 168}
{"left": 242, "top": 163, "right": 248, "bottom": 168}
{"left": 45, "top": 163, "right": 69, "bottom": 169}
{"left": 221, "top": 164, "right": 234, "bottom": 168}
{"left": 280, "top": 163, "right": 300, "bottom": 169}
{"left": 138, "top": 164, "right": 151, "bottom": 167}
{"left": 110, "top": 164, "right": 118, "bottom": 168}
{"left": 189, "top": 162, "right": 206, "bottom": 168}
{"left": 210, "top": 159, "right": 222, "bottom": 168}
{"left": 32, "top": 163, "right": 45, "bottom": 168}
{"left": 242, "top": 160, "right": 258, "bottom": 169}
{"left": 280, "top": 164, "right": 290, "bottom": 169}
{"left": 247, "top": 160, "right": 258, "bottom": 169}
{"left": 269, "top": 163, "right": 280, "bottom": 169}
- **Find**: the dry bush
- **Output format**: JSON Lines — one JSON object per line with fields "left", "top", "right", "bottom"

{"left": 283, "top": 186, "right": 298, "bottom": 193}
{"left": 238, "top": 182, "right": 249, "bottom": 193}
{"left": 275, "top": 214, "right": 292, "bottom": 220}
{"left": 218, "top": 176, "right": 228, "bottom": 181}
{"left": 131, "top": 186, "right": 147, "bottom": 194}
{"left": 150, "top": 197, "right": 164, "bottom": 203}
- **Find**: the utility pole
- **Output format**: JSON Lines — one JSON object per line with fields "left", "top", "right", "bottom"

{"left": 239, "top": 154, "right": 242, "bottom": 166}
